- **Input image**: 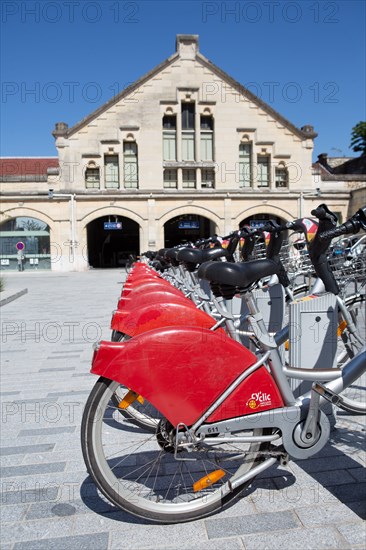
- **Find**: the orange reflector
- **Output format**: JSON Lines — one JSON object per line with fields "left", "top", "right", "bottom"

{"left": 118, "top": 390, "right": 141, "bottom": 409}
{"left": 137, "top": 395, "right": 145, "bottom": 405}
{"left": 285, "top": 340, "right": 289, "bottom": 351}
{"left": 337, "top": 320, "right": 347, "bottom": 337}
{"left": 193, "top": 469, "right": 225, "bottom": 492}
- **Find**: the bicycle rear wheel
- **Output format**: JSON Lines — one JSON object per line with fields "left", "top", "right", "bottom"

{"left": 337, "top": 293, "right": 365, "bottom": 414}
{"left": 81, "top": 377, "right": 269, "bottom": 523}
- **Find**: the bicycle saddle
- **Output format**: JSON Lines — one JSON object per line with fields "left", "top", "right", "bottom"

{"left": 164, "top": 248, "right": 181, "bottom": 267}
{"left": 198, "top": 259, "right": 278, "bottom": 289}
{"left": 177, "top": 247, "right": 227, "bottom": 271}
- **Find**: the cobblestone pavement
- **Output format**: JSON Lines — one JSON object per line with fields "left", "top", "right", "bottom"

{"left": 0, "top": 270, "right": 365, "bottom": 549}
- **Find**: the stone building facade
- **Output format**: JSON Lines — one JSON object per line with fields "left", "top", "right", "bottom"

{"left": 1, "top": 35, "right": 355, "bottom": 272}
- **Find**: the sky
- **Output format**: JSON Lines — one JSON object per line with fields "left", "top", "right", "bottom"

{"left": 1, "top": 0, "right": 365, "bottom": 161}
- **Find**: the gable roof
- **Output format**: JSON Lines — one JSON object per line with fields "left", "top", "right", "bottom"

{"left": 59, "top": 35, "right": 316, "bottom": 142}
{"left": 0, "top": 157, "right": 59, "bottom": 177}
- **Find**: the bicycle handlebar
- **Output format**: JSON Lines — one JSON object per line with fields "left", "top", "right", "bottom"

{"left": 318, "top": 206, "right": 366, "bottom": 241}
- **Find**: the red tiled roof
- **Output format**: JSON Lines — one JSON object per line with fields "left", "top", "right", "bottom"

{"left": 0, "top": 158, "right": 59, "bottom": 177}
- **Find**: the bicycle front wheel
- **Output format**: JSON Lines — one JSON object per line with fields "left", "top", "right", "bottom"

{"left": 81, "top": 377, "right": 268, "bottom": 523}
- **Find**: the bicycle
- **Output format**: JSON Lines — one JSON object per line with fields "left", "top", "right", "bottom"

{"left": 81, "top": 205, "right": 366, "bottom": 524}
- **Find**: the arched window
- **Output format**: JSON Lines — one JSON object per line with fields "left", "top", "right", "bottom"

{"left": 163, "top": 114, "right": 177, "bottom": 161}
{"left": 239, "top": 143, "right": 252, "bottom": 188}
{"left": 123, "top": 141, "right": 139, "bottom": 188}
{"left": 200, "top": 115, "right": 214, "bottom": 161}
{"left": 275, "top": 165, "right": 289, "bottom": 188}
{"left": 85, "top": 162, "right": 100, "bottom": 189}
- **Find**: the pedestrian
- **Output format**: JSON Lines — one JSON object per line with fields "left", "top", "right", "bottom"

{"left": 17, "top": 249, "right": 25, "bottom": 271}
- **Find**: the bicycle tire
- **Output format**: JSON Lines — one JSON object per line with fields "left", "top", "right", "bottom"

{"left": 81, "top": 377, "right": 269, "bottom": 523}
{"left": 337, "top": 293, "right": 365, "bottom": 414}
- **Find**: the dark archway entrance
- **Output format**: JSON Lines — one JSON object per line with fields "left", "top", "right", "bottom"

{"left": 86, "top": 216, "right": 139, "bottom": 268}
{"left": 164, "top": 214, "right": 216, "bottom": 247}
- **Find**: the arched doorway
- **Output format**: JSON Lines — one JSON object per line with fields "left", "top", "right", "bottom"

{"left": 86, "top": 215, "right": 140, "bottom": 268}
{"left": 0, "top": 216, "right": 51, "bottom": 271}
{"left": 164, "top": 214, "right": 216, "bottom": 247}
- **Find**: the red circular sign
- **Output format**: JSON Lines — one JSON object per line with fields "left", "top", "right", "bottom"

{"left": 16, "top": 242, "right": 25, "bottom": 251}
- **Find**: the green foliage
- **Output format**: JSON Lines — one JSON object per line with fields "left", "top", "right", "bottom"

{"left": 350, "top": 121, "right": 366, "bottom": 155}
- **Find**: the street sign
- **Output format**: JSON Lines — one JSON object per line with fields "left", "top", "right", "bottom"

{"left": 16, "top": 241, "right": 25, "bottom": 250}
{"left": 249, "top": 220, "right": 267, "bottom": 229}
{"left": 178, "top": 221, "right": 200, "bottom": 229}
{"left": 104, "top": 222, "right": 122, "bottom": 230}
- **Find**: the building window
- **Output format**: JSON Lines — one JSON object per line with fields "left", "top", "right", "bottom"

{"left": 104, "top": 155, "right": 119, "bottom": 188}
{"left": 275, "top": 166, "right": 288, "bottom": 188}
{"left": 163, "top": 169, "right": 177, "bottom": 188}
{"left": 239, "top": 144, "right": 252, "bottom": 187}
{"left": 257, "top": 155, "right": 270, "bottom": 187}
{"left": 182, "top": 102, "right": 195, "bottom": 161}
{"left": 163, "top": 115, "right": 176, "bottom": 161}
{"left": 182, "top": 102, "right": 195, "bottom": 129}
{"left": 200, "top": 115, "right": 214, "bottom": 161}
{"left": 123, "top": 142, "right": 138, "bottom": 188}
{"left": 201, "top": 168, "right": 215, "bottom": 188}
{"left": 182, "top": 169, "right": 196, "bottom": 188}
{"left": 85, "top": 165, "right": 100, "bottom": 189}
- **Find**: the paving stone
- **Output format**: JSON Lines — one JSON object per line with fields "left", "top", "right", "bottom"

{"left": 0, "top": 443, "right": 55, "bottom": 456}
{"left": 107, "top": 520, "right": 208, "bottom": 549}
{"left": 299, "top": 455, "right": 364, "bottom": 474}
{"left": 1, "top": 462, "right": 66, "bottom": 478}
{"left": 205, "top": 510, "right": 300, "bottom": 539}
{"left": 337, "top": 522, "right": 366, "bottom": 546}
{"left": 12, "top": 397, "right": 59, "bottom": 404}
{"left": 346, "top": 501, "right": 366, "bottom": 520}
{"left": 46, "top": 390, "right": 90, "bottom": 398}
{"left": 18, "top": 426, "right": 76, "bottom": 437}
{"left": 241, "top": 526, "right": 349, "bottom": 549}
{"left": 0, "top": 503, "right": 29, "bottom": 522}
{"left": 348, "top": 468, "right": 366, "bottom": 482}
{"left": 1, "top": 486, "right": 59, "bottom": 506}
{"left": 26, "top": 496, "right": 112, "bottom": 520}
{"left": 303, "top": 469, "right": 357, "bottom": 487}
{"left": 111, "top": 536, "right": 245, "bottom": 550}
{"left": 295, "top": 502, "right": 361, "bottom": 527}
{"left": 11, "top": 530, "right": 108, "bottom": 549}
{"left": 0, "top": 455, "right": 25, "bottom": 467}
{"left": 39, "top": 367, "right": 76, "bottom": 372}
{"left": 326, "top": 482, "right": 366, "bottom": 504}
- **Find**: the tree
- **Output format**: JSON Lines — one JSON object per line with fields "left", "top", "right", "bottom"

{"left": 350, "top": 121, "right": 366, "bottom": 155}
